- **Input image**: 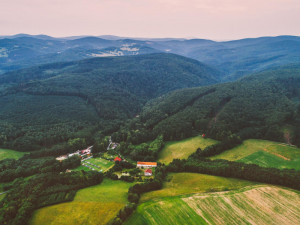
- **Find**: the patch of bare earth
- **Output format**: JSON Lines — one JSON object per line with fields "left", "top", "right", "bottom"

{"left": 182, "top": 186, "right": 300, "bottom": 225}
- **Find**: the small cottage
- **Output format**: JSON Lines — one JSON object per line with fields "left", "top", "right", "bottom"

{"left": 144, "top": 169, "right": 152, "bottom": 176}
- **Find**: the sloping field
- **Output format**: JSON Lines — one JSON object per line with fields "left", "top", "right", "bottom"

{"left": 30, "top": 179, "right": 134, "bottom": 225}
{"left": 0, "top": 148, "right": 25, "bottom": 160}
{"left": 126, "top": 186, "right": 300, "bottom": 225}
{"left": 141, "top": 173, "right": 256, "bottom": 202}
{"left": 211, "top": 139, "right": 300, "bottom": 170}
{"left": 158, "top": 136, "right": 218, "bottom": 164}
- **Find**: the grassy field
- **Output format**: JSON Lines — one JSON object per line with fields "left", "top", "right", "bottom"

{"left": 73, "top": 157, "right": 115, "bottom": 172}
{"left": 158, "top": 136, "right": 218, "bottom": 164}
{"left": 140, "top": 173, "right": 257, "bottom": 202}
{"left": 86, "top": 157, "right": 114, "bottom": 171}
{"left": 126, "top": 186, "right": 300, "bottom": 225}
{"left": 211, "top": 139, "right": 300, "bottom": 170}
{"left": 30, "top": 179, "right": 134, "bottom": 225}
{"left": 0, "top": 148, "right": 25, "bottom": 161}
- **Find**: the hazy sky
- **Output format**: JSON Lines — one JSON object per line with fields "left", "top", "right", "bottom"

{"left": 1, "top": 0, "right": 300, "bottom": 40}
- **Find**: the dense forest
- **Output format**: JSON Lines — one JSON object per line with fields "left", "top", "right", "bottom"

{"left": 113, "top": 64, "right": 300, "bottom": 147}
{"left": 0, "top": 53, "right": 219, "bottom": 151}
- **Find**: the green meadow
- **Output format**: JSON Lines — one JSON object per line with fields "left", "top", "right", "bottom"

{"left": 73, "top": 157, "right": 115, "bottom": 172}
{"left": 211, "top": 139, "right": 300, "bottom": 170}
{"left": 140, "top": 173, "right": 256, "bottom": 202}
{"left": 86, "top": 157, "right": 114, "bottom": 171}
{"left": 158, "top": 136, "right": 218, "bottom": 164}
{"left": 30, "top": 179, "right": 134, "bottom": 225}
{"left": 0, "top": 148, "right": 25, "bottom": 161}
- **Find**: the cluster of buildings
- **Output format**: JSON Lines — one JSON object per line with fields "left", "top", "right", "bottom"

{"left": 137, "top": 161, "right": 157, "bottom": 176}
{"left": 56, "top": 146, "right": 92, "bottom": 161}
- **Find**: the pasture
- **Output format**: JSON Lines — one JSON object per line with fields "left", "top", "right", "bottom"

{"left": 86, "top": 157, "right": 114, "bottom": 171}
{"left": 140, "top": 173, "right": 256, "bottom": 202}
{"left": 158, "top": 136, "right": 218, "bottom": 164}
{"left": 126, "top": 186, "right": 300, "bottom": 225}
{"left": 73, "top": 157, "right": 114, "bottom": 172}
{"left": 30, "top": 179, "right": 134, "bottom": 225}
{"left": 211, "top": 139, "right": 300, "bottom": 170}
{"left": 0, "top": 148, "right": 25, "bottom": 161}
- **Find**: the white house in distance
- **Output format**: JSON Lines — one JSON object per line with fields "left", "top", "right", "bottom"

{"left": 137, "top": 161, "right": 157, "bottom": 168}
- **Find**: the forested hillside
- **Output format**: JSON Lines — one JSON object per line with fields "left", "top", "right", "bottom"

{"left": 113, "top": 64, "right": 300, "bottom": 147}
{"left": 0, "top": 53, "right": 218, "bottom": 151}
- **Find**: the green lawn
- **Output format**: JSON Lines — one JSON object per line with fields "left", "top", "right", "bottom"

{"left": 140, "top": 173, "right": 256, "bottom": 202}
{"left": 73, "top": 157, "right": 115, "bottom": 172}
{"left": 30, "top": 179, "right": 134, "bottom": 225}
{"left": 0, "top": 148, "right": 25, "bottom": 161}
{"left": 158, "top": 136, "right": 218, "bottom": 164}
{"left": 126, "top": 186, "right": 300, "bottom": 225}
{"left": 86, "top": 157, "right": 114, "bottom": 171}
{"left": 211, "top": 139, "right": 300, "bottom": 170}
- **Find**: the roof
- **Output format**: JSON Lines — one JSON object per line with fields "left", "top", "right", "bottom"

{"left": 145, "top": 169, "right": 152, "bottom": 173}
{"left": 114, "top": 157, "right": 122, "bottom": 161}
{"left": 137, "top": 162, "right": 157, "bottom": 166}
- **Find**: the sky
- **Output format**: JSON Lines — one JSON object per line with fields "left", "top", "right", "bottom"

{"left": 1, "top": 0, "right": 300, "bottom": 40}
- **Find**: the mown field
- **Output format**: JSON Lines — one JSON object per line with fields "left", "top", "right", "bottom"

{"left": 0, "top": 148, "right": 25, "bottom": 161}
{"left": 158, "top": 136, "right": 218, "bottom": 164}
{"left": 86, "top": 157, "right": 114, "bottom": 171}
{"left": 73, "top": 157, "right": 115, "bottom": 172}
{"left": 140, "top": 173, "right": 257, "bottom": 202}
{"left": 126, "top": 185, "right": 300, "bottom": 225}
{"left": 30, "top": 179, "right": 134, "bottom": 225}
{"left": 211, "top": 139, "right": 300, "bottom": 170}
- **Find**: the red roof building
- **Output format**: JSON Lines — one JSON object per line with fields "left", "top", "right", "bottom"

{"left": 144, "top": 169, "right": 153, "bottom": 176}
{"left": 114, "top": 157, "right": 122, "bottom": 162}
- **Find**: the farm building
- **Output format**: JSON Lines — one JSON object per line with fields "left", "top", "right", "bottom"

{"left": 144, "top": 169, "right": 153, "bottom": 176}
{"left": 114, "top": 157, "right": 122, "bottom": 162}
{"left": 137, "top": 162, "right": 157, "bottom": 168}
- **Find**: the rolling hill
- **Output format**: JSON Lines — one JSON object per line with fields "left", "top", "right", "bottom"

{"left": 113, "top": 64, "right": 300, "bottom": 147}
{"left": 0, "top": 53, "right": 219, "bottom": 151}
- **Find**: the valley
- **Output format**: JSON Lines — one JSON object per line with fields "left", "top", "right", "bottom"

{"left": 0, "top": 34, "right": 300, "bottom": 225}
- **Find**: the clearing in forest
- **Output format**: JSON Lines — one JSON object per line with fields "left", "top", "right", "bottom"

{"left": 0, "top": 148, "right": 25, "bottom": 161}
{"left": 158, "top": 136, "right": 218, "bottom": 164}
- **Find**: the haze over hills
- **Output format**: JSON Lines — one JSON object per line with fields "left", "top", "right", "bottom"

{"left": 1, "top": 34, "right": 300, "bottom": 81}
{"left": 0, "top": 53, "right": 219, "bottom": 151}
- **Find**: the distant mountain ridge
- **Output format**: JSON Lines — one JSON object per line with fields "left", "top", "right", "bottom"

{"left": 1, "top": 34, "right": 300, "bottom": 81}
